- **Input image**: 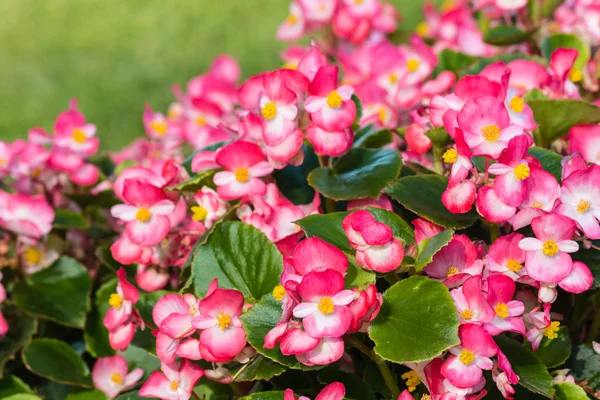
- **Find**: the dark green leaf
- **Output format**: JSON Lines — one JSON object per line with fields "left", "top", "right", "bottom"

{"left": 95, "top": 279, "right": 118, "bottom": 321}
{"left": 527, "top": 147, "right": 563, "bottom": 183}
{"left": 193, "top": 379, "right": 233, "bottom": 400}
{"left": 527, "top": 327, "right": 571, "bottom": 368}
{"left": 96, "top": 245, "right": 128, "bottom": 269}
{"left": 433, "top": 49, "right": 477, "bottom": 77}
{"left": 114, "top": 391, "right": 145, "bottom": 400}
{"left": 425, "top": 127, "right": 451, "bottom": 147}
{"left": 52, "top": 209, "right": 90, "bottom": 230}
{"left": 363, "top": 361, "right": 390, "bottom": 399}
{"left": 13, "top": 257, "right": 92, "bottom": 328}
{"left": 240, "top": 392, "right": 285, "bottom": 400}
{"left": 484, "top": 25, "right": 538, "bottom": 46}
{"left": 83, "top": 306, "right": 115, "bottom": 358}
{"left": 0, "top": 375, "right": 33, "bottom": 398}
{"left": 65, "top": 390, "right": 108, "bottom": 400}
{"left": 569, "top": 344, "right": 600, "bottom": 383}
{"left": 4, "top": 395, "right": 42, "bottom": 400}
{"left": 318, "top": 370, "right": 377, "bottom": 400}
{"left": 384, "top": 175, "right": 479, "bottom": 228}
{"left": 345, "top": 257, "right": 376, "bottom": 288}
{"left": 414, "top": 229, "right": 454, "bottom": 271}
{"left": 22, "top": 339, "right": 93, "bottom": 387}
{"left": 553, "top": 382, "right": 587, "bottom": 400}
{"left": 369, "top": 276, "right": 460, "bottom": 363}
{"left": 232, "top": 355, "right": 287, "bottom": 382}
{"left": 0, "top": 308, "right": 37, "bottom": 378}
{"left": 353, "top": 127, "right": 393, "bottom": 148}
{"left": 121, "top": 345, "right": 161, "bottom": 381}
{"left": 273, "top": 144, "right": 318, "bottom": 205}
{"left": 528, "top": 100, "right": 600, "bottom": 145}
{"left": 166, "top": 169, "right": 217, "bottom": 192}
{"left": 308, "top": 148, "right": 402, "bottom": 200}
{"left": 541, "top": 33, "right": 591, "bottom": 70}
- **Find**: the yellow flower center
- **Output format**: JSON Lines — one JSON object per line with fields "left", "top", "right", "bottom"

{"left": 0, "top": 158, "right": 7, "bottom": 167}
{"left": 494, "top": 302, "right": 509, "bottom": 319}
{"left": 441, "top": 0, "right": 455, "bottom": 11}
{"left": 286, "top": 14, "right": 297, "bottom": 25}
{"left": 442, "top": 148, "right": 458, "bottom": 163}
{"left": 543, "top": 321, "right": 560, "bottom": 339}
{"left": 416, "top": 22, "right": 429, "bottom": 36}
{"left": 406, "top": 59, "right": 419, "bottom": 72}
{"left": 136, "top": 208, "right": 152, "bottom": 222}
{"left": 446, "top": 266, "right": 459, "bottom": 277}
{"left": 507, "top": 259, "right": 523, "bottom": 273}
{"left": 318, "top": 297, "right": 335, "bottom": 314}
{"left": 216, "top": 312, "right": 232, "bottom": 331}
{"left": 24, "top": 247, "right": 42, "bottom": 264}
{"left": 72, "top": 128, "right": 87, "bottom": 144}
{"left": 532, "top": 201, "right": 542, "bottom": 209}
{"left": 326, "top": 90, "right": 343, "bottom": 108}
{"left": 378, "top": 107, "right": 387, "bottom": 124}
{"left": 481, "top": 125, "right": 501, "bottom": 142}
{"left": 273, "top": 285, "right": 286, "bottom": 301}
{"left": 355, "top": 0, "right": 364, "bottom": 4}
{"left": 170, "top": 381, "right": 179, "bottom": 391}
{"left": 401, "top": 371, "right": 421, "bottom": 392}
{"left": 191, "top": 205, "right": 208, "bottom": 221}
{"left": 577, "top": 199, "right": 590, "bottom": 214}
{"left": 110, "top": 373, "right": 124, "bottom": 385}
{"left": 168, "top": 108, "right": 180, "bottom": 120}
{"left": 196, "top": 116, "right": 207, "bottom": 126}
{"left": 150, "top": 120, "right": 167, "bottom": 136}
{"left": 514, "top": 163, "right": 530, "bottom": 180}
{"left": 569, "top": 69, "right": 582, "bottom": 83}
{"left": 421, "top": 396, "right": 431, "bottom": 400}
{"left": 459, "top": 349, "right": 475, "bottom": 365}
{"left": 389, "top": 73, "right": 398, "bottom": 84}
{"left": 542, "top": 240, "right": 559, "bottom": 257}
{"left": 261, "top": 102, "right": 277, "bottom": 120}
{"left": 234, "top": 168, "right": 250, "bottom": 183}
{"left": 460, "top": 309, "right": 473, "bottom": 320}
{"left": 188, "top": 305, "right": 198, "bottom": 315}
{"left": 109, "top": 293, "right": 123, "bottom": 310}
{"left": 509, "top": 97, "right": 524, "bottom": 113}
{"left": 282, "top": 62, "right": 297, "bottom": 70}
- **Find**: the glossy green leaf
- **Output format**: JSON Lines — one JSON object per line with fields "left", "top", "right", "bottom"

{"left": 232, "top": 355, "right": 286, "bottom": 382}
{"left": 384, "top": 175, "right": 479, "bottom": 228}
{"left": 273, "top": 144, "right": 318, "bottom": 205}
{"left": 527, "top": 327, "right": 571, "bottom": 368}
{"left": 319, "top": 370, "right": 377, "bottom": 400}
{"left": 345, "top": 257, "right": 376, "bottom": 288}
{"left": 166, "top": 169, "right": 217, "bottom": 192}
{"left": 53, "top": 209, "right": 90, "bottom": 230}
{"left": 495, "top": 336, "right": 554, "bottom": 398}
{"left": 96, "top": 245, "right": 128, "bottom": 269}
{"left": 414, "top": 229, "right": 454, "bottom": 271}
{"left": 0, "top": 375, "right": 33, "bottom": 398}
{"left": 4, "top": 395, "right": 42, "bottom": 400}
{"left": 65, "top": 390, "right": 108, "bottom": 400}
{"left": 553, "top": 382, "right": 588, "bottom": 400}
{"left": 527, "top": 147, "right": 563, "bottom": 182}
{"left": 193, "top": 379, "right": 233, "bottom": 400}
{"left": 0, "top": 308, "right": 37, "bottom": 378}
{"left": 541, "top": 33, "right": 591, "bottom": 70}
{"left": 22, "top": 339, "right": 93, "bottom": 387}
{"left": 569, "top": 344, "right": 600, "bottom": 384}
{"left": 369, "top": 276, "right": 460, "bottom": 363}
{"left": 83, "top": 305, "right": 115, "bottom": 358}
{"left": 240, "top": 392, "right": 285, "bottom": 400}
{"left": 528, "top": 99, "right": 600, "bottom": 145}
{"left": 433, "top": 49, "right": 477, "bottom": 77}
{"left": 114, "top": 391, "right": 144, "bottom": 400}
{"left": 121, "top": 345, "right": 161, "bottom": 381}
{"left": 192, "top": 221, "right": 283, "bottom": 301}
{"left": 353, "top": 125, "right": 393, "bottom": 148}
{"left": 13, "top": 257, "right": 92, "bottom": 328}
{"left": 308, "top": 148, "right": 402, "bottom": 200}
{"left": 425, "top": 127, "right": 451, "bottom": 147}
{"left": 352, "top": 94, "right": 363, "bottom": 124}
{"left": 484, "top": 25, "right": 537, "bottom": 46}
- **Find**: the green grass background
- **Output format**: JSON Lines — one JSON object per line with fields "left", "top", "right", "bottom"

{"left": 0, "top": 0, "right": 425, "bottom": 150}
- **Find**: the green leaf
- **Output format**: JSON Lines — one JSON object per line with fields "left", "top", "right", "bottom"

{"left": 83, "top": 306, "right": 115, "bottom": 358}
{"left": 483, "top": 25, "right": 537, "bottom": 46}
{"left": 240, "top": 392, "right": 285, "bottom": 400}
{"left": 96, "top": 245, "right": 128, "bottom": 269}
{"left": 166, "top": 169, "right": 217, "bottom": 192}
{"left": 4, "top": 395, "right": 43, "bottom": 400}
{"left": 65, "top": 390, "right": 108, "bottom": 400}
{"left": 22, "top": 338, "right": 93, "bottom": 387}
{"left": 52, "top": 209, "right": 90, "bottom": 229}
{"left": 528, "top": 100, "right": 600, "bottom": 145}
{"left": 192, "top": 222, "right": 283, "bottom": 301}
{"left": 569, "top": 344, "right": 600, "bottom": 383}
{"left": 527, "top": 147, "right": 563, "bottom": 183}
{"left": 553, "top": 382, "right": 588, "bottom": 400}
{"left": 95, "top": 279, "right": 118, "bottom": 321}
{"left": 240, "top": 294, "right": 320, "bottom": 370}
{"left": 121, "top": 345, "right": 161, "bottom": 381}
{"left": 308, "top": 148, "right": 402, "bottom": 200}
{"left": 13, "top": 257, "right": 92, "bottom": 328}
{"left": 425, "top": 127, "right": 451, "bottom": 147}
{"left": 351, "top": 94, "right": 363, "bottom": 125}
{"left": 495, "top": 336, "right": 554, "bottom": 398}
{"left": 414, "top": 229, "right": 454, "bottom": 271}
{"left": 319, "top": 370, "right": 377, "bottom": 400}
{"left": 369, "top": 276, "right": 460, "bottom": 363}
{"left": 345, "top": 257, "right": 376, "bottom": 288}
{"left": 0, "top": 308, "right": 37, "bottom": 378}
{"left": 353, "top": 126, "right": 394, "bottom": 148}
{"left": 231, "top": 355, "right": 287, "bottom": 382}
{"left": 466, "top": 54, "right": 547, "bottom": 75}
{"left": 114, "top": 391, "right": 145, "bottom": 400}
{"left": 523, "top": 88, "right": 548, "bottom": 101}
{"left": 193, "top": 379, "right": 232, "bottom": 400}
{"left": 527, "top": 327, "right": 571, "bottom": 368}
{"left": 540, "top": 0, "right": 564, "bottom": 17}
{"left": 433, "top": 49, "right": 477, "bottom": 77}
{"left": 384, "top": 175, "right": 479, "bottom": 229}
{"left": 0, "top": 376, "right": 33, "bottom": 398}
{"left": 363, "top": 361, "right": 390, "bottom": 399}
{"left": 541, "top": 33, "right": 591, "bottom": 71}
{"left": 273, "top": 144, "right": 318, "bottom": 205}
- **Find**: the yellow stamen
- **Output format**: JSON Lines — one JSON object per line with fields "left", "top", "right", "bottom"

{"left": 191, "top": 205, "right": 208, "bottom": 221}
{"left": 532, "top": 201, "right": 542, "bottom": 209}
{"left": 442, "top": 148, "right": 458, "bottom": 164}
{"left": 0, "top": 158, "right": 6, "bottom": 167}
{"left": 460, "top": 309, "right": 473, "bottom": 320}
{"left": 406, "top": 59, "right": 419, "bottom": 73}
{"left": 421, "top": 395, "right": 431, "bottom": 400}
{"left": 446, "top": 266, "right": 459, "bottom": 277}
{"left": 150, "top": 120, "right": 167, "bottom": 136}
{"left": 542, "top": 240, "right": 559, "bottom": 257}
{"left": 494, "top": 302, "right": 509, "bottom": 319}
{"left": 109, "top": 293, "right": 123, "bottom": 310}
{"left": 378, "top": 108, "right": 387, "bottom": 124}
{"left": 188, "top": 305, "right": 198, "bottom": 315}
{"left": 388, "top": 73, "right": 398, "bottom": 84}
{"left": 514, "top": 163, "right": 530, "bottom": 180}
{"left": 24, "top": 247, "right": 42, "bottom": 264}
{"left": 261, "top": 102, "right": 277, "bottom": 120}
{"left": 110, "top": 373, "right": 124, "bottom": 385}
{"left": 355, "top": 0, "right": 364, "bottom": 3}
{"left": 481, "top": 125, "right": 501, "bottom": 142}
{"left": 544, "top": 321, "right": 560, "bottom": 339}
{"left": 136, "top": 208, "right": 152, "bottom": 222}
{"left": 286, "top": 14, "right": 297, "bottom": 25}
{"left": 459, "top": 349, "right": 475, "bottom": 365}
{"left": 326, "top": 90, "right": 343, "bottom": 108}
{"left": 282, "top": 62, "right": 297, "bottom": 70}
{"left": 273, "top": 285, "right": 286, "bottom": 301}
{"left": 318, "top": 297, "right": 335, "bottom": 314}
{"left": 416, "top": 22, "right": 429, "bottom": 36}
{"left": 569, "top": 69, "right": 582, "bottom": 83}
{"left": 441, "top": 0, "right": 455, "bottom": 11}
{"left": 216, "top": 312, "right": 231, "bottom": 331}
{"left": 509, "top": 97, "right": 524, "bottom": 113}
{"left": 72, "top": 128, "right": 87, "bottom": 144}
{"left": 577, "top": 199, "right": 590, "bottom": 214}
{"left": 170, "top": 381, "right": 179, "bottom": 391}
{"left": 168, "top": 108, "right": 180, "bottom": 120}
{"left": 507, "top": 259, "right": 523, "bottom": 273}
{"left": 401, "top": 371, "right": 421, "bottom": 393}
{"left": 234, "top": 168, "right": 250, "bottom": 183}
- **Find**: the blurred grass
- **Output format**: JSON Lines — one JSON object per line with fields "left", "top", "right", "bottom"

{"left": 0, "top": 0, "right": 425, "bottom": 150}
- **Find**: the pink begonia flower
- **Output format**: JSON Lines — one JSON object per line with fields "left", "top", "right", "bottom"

{"left": 298, "top": 0, "right": 337, "bottom": 23}
{"left": 569, "top": 124, "right": 600, "bottom": 165}
{"left": 483, "top": 274, "right": 526, "bottom": 336}
{"left": 347, "top": 284, "right": 382, "bottom": 334}
{"left": 562, "top": 153, "right": 588, "bottom": 181}
{"left": 405, "top": 123, "right": 432, "bottom": 155}
{"left": 110, "top": 235, "right": 152, "bottom": 266}
{"left": 143, "top": 104, "right": 182, "bottom": 146}
{"left": 103, "top": 269, "right": 140, "bottom": 351}
{"left": 423, "top": 357, "right": 488, "bottom": 400}
{"left": 0, "top": 191, "right": 54, "bottom": 239}
{"left": 556, "top": 164, "right": 600, "bottom": 239}
{"left": 139, "top": 359, "right": 204, "bottom": 400}
{"left": 524, "top": 303, "right": 560, "bottom": 351}
{"left": 443, "top": 128, "right": 473, "bottom": 187}
{"left": 213, "top": 140, "right": 273, "bottom": 200}
{"left": 504, "top": 87, "right": 537, "bottom": 131}
{"left": 306, "top": 124, "right": 354, "bottom": 157}
{"left": 190, "top": 151, "right": 219, "bottom": 173}
{"left": 284, "top": 382, "right": 345, "bottom": 400}
{"left": 277, "top": 2, "right": 305, "bottom": 41}
{"left": 457, "top": 96, "right": 524, "bottom": 159}
{"left": 135, "top": 265, "right": 169, "bottom": 292}
{"left": 192, "top": 287, "right": 247, "bottom": 362}
{"left": 183, "top": 99, "right": 231, "bottom": 150}
{"left": 548, "top": 48, "right": 580, "bottom": 97}
{"left": 332, "top": 8, "right": 371, "bottom": 45}
{"left": 296, "top": 336, "right": 346, "bottom": 366}
{"left": 258, "top": 71, "right": 301, "bottom": 146}
{"left": 443, "top": 180, "right": 477, "bottom": 215}
{"left": 111, "top": 180, "right": 175, "bottom": 246}
{"left": 0, "top": 141, "right": 13, "bottom": 178}
{"left": 486, "top": 233, "right": 528, "bottom": 281}
{"left": 423, "top": 235, "right": 484, "bottom": 288}
{"left": 488, "top": 135, "right": 532, "bottom": 207}
{"left": 293, "top": 269, "right": 354, "bottom": 338}
{"left": 512, "top": 168, "right": 560, "bottom": 230}
{"left": 191, "top": 187, "right": 226, "bottom": 229}
{"left": 450, "top": 275, "right": 495, "bottom": 325}
{"left": 412, "top": 218, "right": 444, "bottom": 245}
{"left": 519, "top": 214, "right": 579, "bottom": 283}
{"left": 557, "top": 261, "right": 593, "bottom": 295}
{"left": 441, "top": 323, "right": 498, "bottom": 389}
{"left": 92, "top": 355, "right": 143, "bottom": 399}
{"left": 19, "top": 240, "right": 60, "bottom": 275}
{"left": 290, "top": 237, "right": 349, "bottom": 276}
{"left": 476, "top": 186, "right": 517, "bottom": 223}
